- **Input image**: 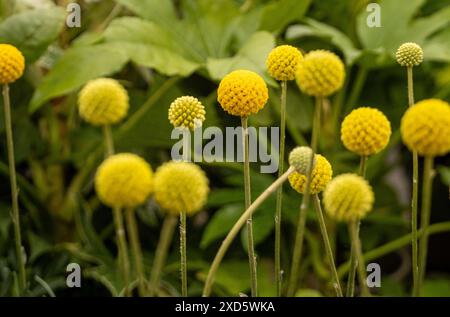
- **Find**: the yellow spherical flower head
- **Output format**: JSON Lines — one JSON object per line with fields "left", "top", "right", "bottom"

{"left": 295, "top": 50, "right": 345, "bottom": 97}
{"left": 168, "top": 96, "right": 206, "bottom": 130}
{"left": 0, "top": 44, "right": 25, "bottom": 84}
{"left": 154, "top": 161, "right": 209, "bottom": 216}
{"left": 288, "top": 154, "right": 332, "bottom": 195}
{"left": 341, "top": 107, "right": 392, "bottom": 156}
{"left": 95, "top": 153, "right": 153, "bottom": 208}
{"left": 401, "top": 99, "right": 450, "bottom": 157}
{"left": 78, "top": 78, "right": 129, "bottom": 126}
{"left": 323, "top": 173, "right": 374, "bottom": 222}
{"left": 267, "top": 45, "right": 303, "bottom": 81}
{"left": 217, "top": 70, "right": 269, "bottom": 117}
{"left": 396, "top": 42, "right": 423, "bottom": 67}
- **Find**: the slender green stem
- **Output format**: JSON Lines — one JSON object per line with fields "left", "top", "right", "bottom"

{"left": 241, "top": 116, "right": 257, "bottom": 296}
{"left": 344, "top": 67, "right": 368, "bottom": 113}
{"left": 313, "top": 195, "right": 343, "bottom": 297}
{"left": 103, "top": 125, "right": 114, "bottom": 157}
{"left": 203, "top": 167, "right": 295, "bottom": 297}
{"left": 2, "top": 84, "right": 26, "bottom": 294}
{"left": 407, "top": 66, "right": 420, "bottom": 297}
{"left": 275, "top": 81, "right": 287, "bottom": 296}
{"left": 286, "top": 202, "right": 308, "bottom": 296}
{"left": 113, "top": 207, "right": 130, "bottom": 296}
{"left": 180, "top": 211, "right": 188, "bottom": 297}
{"left": 149, "top": 215, "right": 177, "bottom": 296}
{"left": 349, "top": 220, "right": 370, "bottom": 296}
{"left": 125, "top": 208, "right": 146, "bottom": 296}
{"left": 418, "top": 156, "right": 434, "bottom": 295}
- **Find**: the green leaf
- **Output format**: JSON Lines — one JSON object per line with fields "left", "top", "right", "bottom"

{"left": 423, "top": 28, "right": 450, "bottom": 62}
{"left": 423, "top": 278, "right": 450, "bottom": 296}
{"left": 259, "top": 0, "right": 312, "bottom": 34}
{"left": 438, "top": 166, "right": 450, "bottom": 187}
{"left": 201, "top": 204, "right": 242, "bottom": 249}
{"left": 206, "top": 31, "right": 276, "bottom": 85}
{"left": 114, "top": 0, "right": 178, "bottom": 25}
{"left": 0, "top": 7, "right": 66, "bottom": 62}
{"left": 29, "top": 44, "right": 129, "bottom": 112}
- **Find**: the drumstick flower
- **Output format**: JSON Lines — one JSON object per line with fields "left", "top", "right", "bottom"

{"left": 267, "top": 45, "right": 303, "bottom": 295}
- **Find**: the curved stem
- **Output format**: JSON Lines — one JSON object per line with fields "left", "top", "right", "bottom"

{"left": 407, "top": 66, "right": 420, "bottom": 297}
{"left": 113, "top": 207, "right": 130, "bottom": 296}
{"left": 313, "top": 195, "right": 343, "bottom": 297}
{"left": 125, "top": 208, "right": 146, "bottom": 296}
{"left": 2, "top": 84, "right": 26, "bottom": 294}
{"left": 349, "top": 220, "right": 370, "bottom": 296}
{"left": 180, "top": 211, "right": 188, "bottom": 297}
{"left": 275, "top": 81, "right": 287, "bottom": 296}
{"left": 286, "top": 202, "right": 307, "bottom": 296}
{"left": 203, "top": 167, "right": 295, "bottom": 297}
{"left": 241, "top": 116, "right": 257, "bottom": 296}
{"left": 418, "top": 156, "right": 434, "bottom": 295}
{"left": 149, "top": 215, "right": 177, "bottom": 296}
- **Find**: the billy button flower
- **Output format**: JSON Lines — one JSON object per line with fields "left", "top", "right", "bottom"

{"left": 401, "top": 98, "right": 450, "bottom": 294}
{"left": 340, "top": 107, "right": 390, "bottom": 297}
{"left": 0, "top": 43, "right": 26, "bottom": 293}
{"left": 95, "top": 153, "right": 154, "bottom": 296}
{"left": 287, "top": 151, "right": 342, "bottom": 297}
{"left": 153, "top": 161, "right": 209, "bottom": 297}
{"left": 323, "top": 173, "right": 374, "bottom": 297}
{"left": 267, "top": 45, "right": 303, "bottom": 295}
{"left": 217, "top": 69, "right": 268, "bottom": 296}
{"left": 396, "top": 44, "right": 424, "bottom": 295}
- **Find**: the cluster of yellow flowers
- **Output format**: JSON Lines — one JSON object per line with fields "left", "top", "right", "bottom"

{"left": 0, "top": 44, "right": 25, "bottom": 85}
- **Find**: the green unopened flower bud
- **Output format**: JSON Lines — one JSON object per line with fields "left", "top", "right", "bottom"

{"left": 396, "top": 42, "right": 423, "bottom": 67}
{"left": 289, "top": 146, "right": 315, "bottom": 174}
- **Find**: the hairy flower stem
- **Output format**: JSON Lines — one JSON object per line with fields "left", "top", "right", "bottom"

{"left": 275, "top": 81, "right": 287, "bottom": 296}
{"left": 407, "top": 66, "right": 420, "bottom": 297}
{"left": 113, "top": 206, "right": 130, "bottom": 296}
{"left": 125, "top": 208, "right": 146, "bottom": 296}
{"left": 2, "top": 84, "right": 26, "bottom": 293}
{"left": 241, "top": 116, "right": 257, "bottom": 296}
{"left": 286, "top": 202, "right": 307, "bottom": 297}
{"left": 287, "top": 96, "right": 322, "bottom": 296}
{"left": 149, "top": 215, "right": 177, "bottom": 296}
{"left": 346, "top": 156, "right": 368, "bottom": 297}
{"left": 103, "top": 125, "right": 115, "bottom": 157}
{"left": 418, "top": 156, "right": 434, "bottom": 295}
{"left": 203, "top": 167, "right": 295, "bottom": 297}
{"left": 313, "top": 195, "right": 343, "bottom": 297}
{"left": 180, "top": 211, "right": 188, "bottom": 297}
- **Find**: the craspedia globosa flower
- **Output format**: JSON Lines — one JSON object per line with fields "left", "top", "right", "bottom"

{"left": 323, "top": 174, "right": 374, "bottom": 222}
{"left": 266, "top": 45, "right": 303, "bottom": 81}
{"left": 289, "top": 146, "right": 315, "bottom": 175}
{"left": 168, "top": 96, "right": 206, "bottom": 130}
{"left": 95, "top": 153, "right": 153, "bottom": 208}
{"left": 154, "top": 161, "right": 209, "bottom": 216}
{"left": 0, "top": 44, "right": 25, "bottom": 84}
{"left": 78, "top": 78, "right": 129, "bottom": 126}
{"left": 288, "top": 154, "right": 332, "bottom": 195}
{"left": 217, "top": 70, "right": 268, "bottom": 117}
{"left": 396, "top": 42, "right": 423, "bottom": 67}
{"left": 295, "top": 50, "right": 345, "bottom": 97}
{"left": 401, "top": 99, "right": 450, "bottom": 157}
{"left": 341, "top": 107, "right": 392, "bottom": 156}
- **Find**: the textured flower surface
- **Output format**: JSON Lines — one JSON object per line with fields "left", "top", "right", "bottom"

{"left": 295, "top": 50, "right": 345, "bottom": 97}
{"left": 154, "top": 161, "right": 209, "bottom": 216}
{"left": 168, "top": 96, "right": 206, "bottom": 130}
{"left": 401, "top": 99, "right": 450, "bottom": 157}
{"left": 341, "top": 107, "right": 392, "bottom": 156}
{"left": 396, "top": 42, "right": 423, "bottom": 67}
{"left": 217, "top": 70, "right": 268, "bottom": 117}
{"left": 289, "top": 146, "right": 315, "bottom": 174}
{"left": 78, "top": 78, "right": 129, "bottom": 126}
{"left": 267, "top": 45, "right": 303, "bottom": 81}
{"left": 0, "top": 44, "right": 25, "bottom": 84}
{"left": 288, "top": 154, "right": 332, "bottom": 195}
{"left": 95, "top": 153, "right": 153, "bottom": 208}
{"left": 323, "top": 173, "right": 374, "bottom": 222}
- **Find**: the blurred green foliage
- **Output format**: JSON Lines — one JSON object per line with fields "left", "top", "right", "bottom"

{"left": 0, "top": 0, "right": 449, "bottom": 297}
